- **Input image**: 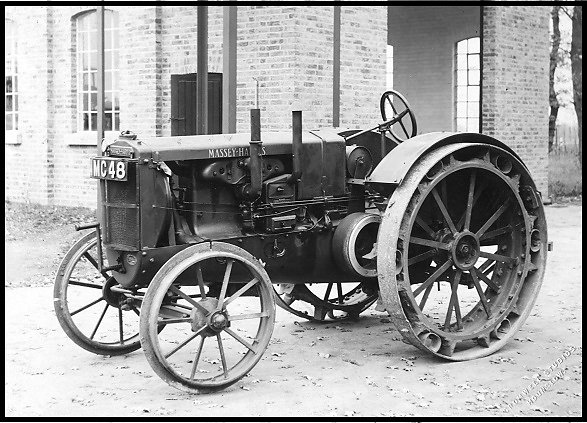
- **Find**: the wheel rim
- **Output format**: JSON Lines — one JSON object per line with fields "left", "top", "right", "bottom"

{"left": 54, "top": 232, "right": 142, "bottom": 354}
{"left": 378, "top": 144, "right": 547, "bottom": 360}
{"left": 141, "top": 242, "right": 275, "bottom": 392}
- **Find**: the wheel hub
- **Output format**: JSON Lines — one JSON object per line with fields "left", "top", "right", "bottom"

{"left": 451, "top": 231, "right": 480, "bottom": 270}
{"left": 189, "top": 298, "right": 230, "bottom": 336}
{"left": 208, "top": 312, "right": 229, "bottom": 332}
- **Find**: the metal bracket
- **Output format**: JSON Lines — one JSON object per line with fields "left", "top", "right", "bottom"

{"left": 75, "top": 221, "right": 123, "bottom": 273}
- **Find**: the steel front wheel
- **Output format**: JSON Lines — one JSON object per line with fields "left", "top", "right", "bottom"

{"left": 140, "top": 242, "right": 275, "bottom": 393}
{"left": 378, "top": 144, "right": 547, "bottom": 360}
{"left": 54, "top": 231, "right": 142, "bottom": 355}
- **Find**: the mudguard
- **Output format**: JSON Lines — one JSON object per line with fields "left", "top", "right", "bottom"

{"left": 366, "top": 132, "right": 526, "bottom": 185}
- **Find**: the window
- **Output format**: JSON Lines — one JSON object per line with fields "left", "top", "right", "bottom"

{"left": 386, "top": 45, "right": 394, "bottom": 90}
{"left": 5, "top": 20, "right": 18, "bottom": 131}
{"left": 455, "top": 37, "right": 480, "bottom": 132}
{"left": 76, "top": 10, "right": 120, "bottom": 132}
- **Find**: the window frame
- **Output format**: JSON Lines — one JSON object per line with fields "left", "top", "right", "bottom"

{"left": 5, "top": 19, "right": 19, "bottom": 134}
{"left": 386, "top": 44, "right": 394, "bottom": 91}
{"left": 454, "top": 37, "right": 481, "bottom": 133}
{"left": 75, "top": 9, "right": 120, "bottom": 133}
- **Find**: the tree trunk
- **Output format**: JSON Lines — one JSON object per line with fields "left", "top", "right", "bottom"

{"left": 570, "top": 6, "right": 582, "bottom": 170}
{"left": 549, "top": 6, "right": 561, "bottom": 152}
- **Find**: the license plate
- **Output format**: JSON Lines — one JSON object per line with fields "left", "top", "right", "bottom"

{"left": 91, "top": 157, "right": 128, "bottom": 181}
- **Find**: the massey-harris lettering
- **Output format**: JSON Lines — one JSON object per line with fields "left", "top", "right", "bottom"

{"left": 208, "top": 146, "right": 267, "bottom": 158}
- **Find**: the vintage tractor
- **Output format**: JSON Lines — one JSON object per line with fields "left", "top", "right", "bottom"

{"left": 54, "top": 90, "right": 548, "bottom": 393}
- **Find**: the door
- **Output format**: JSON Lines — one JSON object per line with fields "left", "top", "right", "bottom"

{"left": 170, "top": 73, "right": 222, "bottom": 136}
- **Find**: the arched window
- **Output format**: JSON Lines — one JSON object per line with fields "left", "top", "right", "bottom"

{"left": 455, "top": 37, "right": 480, "bottom": 132}
{"left": 76, "top": 10, "right": 120, "bottom": 132}
{"left": 5, "top": 19, "right": 18, "bottom": 131}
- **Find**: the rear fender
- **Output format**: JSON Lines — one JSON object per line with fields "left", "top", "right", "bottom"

{"left": 365, "top": 132, "right": 526, "bottom": 186}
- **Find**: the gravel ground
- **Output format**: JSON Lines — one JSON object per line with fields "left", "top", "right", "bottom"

{"left": 4, "top": 201, "right": 582, "bottom": 417}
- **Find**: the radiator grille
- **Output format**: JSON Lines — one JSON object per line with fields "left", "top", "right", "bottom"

{"left": 103, "top": 162, "right": 140, "bottom": 250}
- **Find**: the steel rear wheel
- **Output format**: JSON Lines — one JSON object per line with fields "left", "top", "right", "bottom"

{"left": 378, "top": 144, "right": 547, "bottom": 360}
{"left": 140, "top": 242, "right": 275, "bottom": 393}
{"left": 273, "top": 281, "right": 378, "bottom": 321}
{"left": 54, "top": 231, "right": 142, "bottom": 355}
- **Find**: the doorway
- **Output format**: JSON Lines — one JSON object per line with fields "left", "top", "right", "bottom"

{"left": 170, "top": 73, "right": 222, "bottom": 136}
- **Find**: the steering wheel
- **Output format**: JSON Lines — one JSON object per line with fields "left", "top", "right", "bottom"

{"left": 379, "top": 90, "right": 417, "bottom": 143}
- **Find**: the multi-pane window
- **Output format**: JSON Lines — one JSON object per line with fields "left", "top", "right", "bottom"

{"left": 455, "top": 37, "right": 480, "bottom": 132}
{"left": 76, "top": 10, "right": 120, "bottom": 132}
{"left": 386, "top": 45, "right": 394, "bottom": 90}
{"left": 5, "top": 20, "right": 18, "bottom": 131}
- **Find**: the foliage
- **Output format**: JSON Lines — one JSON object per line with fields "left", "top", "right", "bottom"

{"left": 549, "top": 149, "right": 583, "bottom": 198}
{"left": 570, "top": 6, "right": 582, "bottom": 170}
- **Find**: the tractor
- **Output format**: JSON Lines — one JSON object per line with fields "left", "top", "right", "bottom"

{"left": 54, "top": 90, "right": 548, "bottom": 392}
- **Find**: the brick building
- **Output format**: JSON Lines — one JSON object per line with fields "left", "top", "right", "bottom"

{"left": 4, "top": 5, "right": 550, "bottom": 207}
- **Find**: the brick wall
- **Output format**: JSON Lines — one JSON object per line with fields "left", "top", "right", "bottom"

{"left": 4, "top": 6, "right": 550, "bottom": 206}
{"left": 482, "top": 6, "right": 550, "bottom": 195}
{"left": 339, "top": 6, "right": 387, "bottom": 128}
{"left": 5, "top": 7, "right": 52, "bottom": 205}
{"left": 159, "top": 6, "right": 224, "bottom": 136}
{"left": 51, "top": 6, "right": 99, "bottom": 207}
{"left": 389, "top": 6, "right": 481, "bottom": 133}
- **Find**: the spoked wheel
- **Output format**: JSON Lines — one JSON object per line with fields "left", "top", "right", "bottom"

{"left": 54, "top": 231, "right": 143, "bottom": 355}
{"left": 380, "top": 90, "right": 418, "bottom": 143}
{"left": 378, "top": 144, "right": 547, "bottom": 360}
{"left": 140, "top": 242, "right": 275, "bottom": 393}
{"left": 273, "top": 280, "right": 378, "bottom": 321}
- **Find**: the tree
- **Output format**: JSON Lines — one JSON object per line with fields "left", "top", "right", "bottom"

{"left": 570, "top": 6, "right": 582, "bottom": 169}
{"left": 549, "top": 6, "right": 561, "bottom": 152}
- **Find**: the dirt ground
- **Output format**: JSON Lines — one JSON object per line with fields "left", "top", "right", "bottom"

{"left": 4, "top": 202, "right": 582, "bottom": 417}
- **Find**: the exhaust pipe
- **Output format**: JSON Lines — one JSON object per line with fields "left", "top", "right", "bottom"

{"left": 286, "top": 110, "right": 303, "bottom": 185}
{"left": 248, "top": 108, "right": 263, "bottom": 200}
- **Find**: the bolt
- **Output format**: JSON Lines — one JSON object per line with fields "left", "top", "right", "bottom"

{"left": 517, "top": 270, "right": 523, "bottom": 276}
{"left": 149, "top": 258, "right": 155, "bottom": 263}
{"left": 142, "top": 252, "right": 147, "bottom": 256}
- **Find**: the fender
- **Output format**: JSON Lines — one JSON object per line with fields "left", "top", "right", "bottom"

{"left": 366, "top": 132, "right": 526, "bottom": 185}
